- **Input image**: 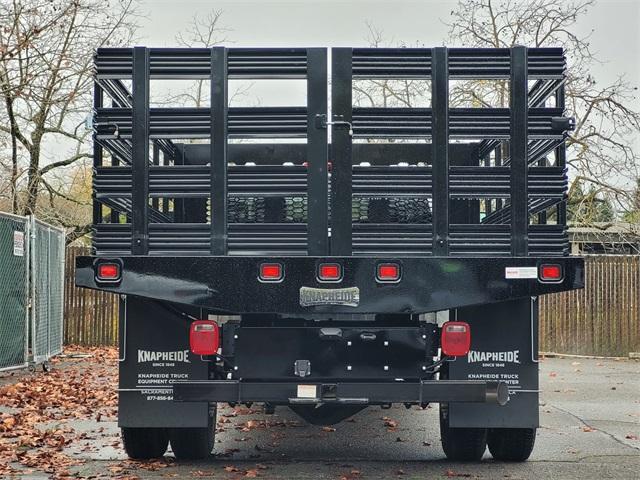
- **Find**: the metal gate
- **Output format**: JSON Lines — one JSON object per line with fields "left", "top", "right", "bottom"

{"left": 0, "top": 212, "right": 29, "bottom": 371}
{"left": 0, "top": 212, "right": 64, "bottom": 370}
{"left": 30, "top": 218, "right": 65, "bottom": 364}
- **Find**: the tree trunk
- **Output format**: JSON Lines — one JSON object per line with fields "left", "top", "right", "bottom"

{"left": 4, "top": 95, "right": 20, "bottom": 213}
{"left": 24, "top": 141, "right": 41, "bottom": 215}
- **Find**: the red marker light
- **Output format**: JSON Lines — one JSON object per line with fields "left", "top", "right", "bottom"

{"left": 318, "top": 263, "right": 341, "bottom": 281}
{"left": 96, "top": 263, "right": 120, "bottom": 281}
{"left": 189, "top": 320, "right": 220, "bottom": 356}
{"left": 441, "top": 321, "right": 471, "bottom": 357}
{"left": 539, "top": 264, "right": 562, "bottom": 281}
{"left": 376, "top": 263, "right": 400, "bottom": 282}
{"left": 259, "top": 263, "right": 283, "bottom": 281}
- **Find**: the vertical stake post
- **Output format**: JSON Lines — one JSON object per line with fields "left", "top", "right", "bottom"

{"left": 331, "top": 48, "right": 353, "bottom": 256}
{"left": 93, "top": 83, "right": 103, "bottom": 227}
{"left": 510, "top": 46, "right": 529, "bottom": 256}
{"left": 555, "top": 84, "right": 567, "bottom": 226}
{"left": 151, "top": 142, "right": 159, "bottom": 211}
{"left": 131, "top": 47, "right": 150, "bottom": 255}
{"left": 306, "top": 48, "right": 329, "bottom": 256}
{"left": 431, "top": 47, "right": 449, "bottom": 256}
{"left": 210, "top": 46, "right": 228, "bottom": 255}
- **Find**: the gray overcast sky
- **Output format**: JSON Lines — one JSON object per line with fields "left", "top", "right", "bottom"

{"left": 137, "top": 0, "right": 640, "bottom": 95}
{"left": 135, "top": 0, "right": 640, "bottom": 155}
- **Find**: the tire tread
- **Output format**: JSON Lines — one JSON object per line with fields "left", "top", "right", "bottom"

{"left": 122, "top": 428, "right": 168, "bottom": 460}
{"left": 488, "top": 428, "right": 536, "bottom": 461}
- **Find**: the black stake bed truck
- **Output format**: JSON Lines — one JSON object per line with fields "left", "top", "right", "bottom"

{"left": 76, "top": 46, "right": 584, "bottom": 461}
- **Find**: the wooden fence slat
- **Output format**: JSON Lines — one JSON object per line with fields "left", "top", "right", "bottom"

{"left": 63, "top": 246, "right": 118, "bottom": 347}
{"left": 539, "top": 255, "right": 640, "bottom": 356}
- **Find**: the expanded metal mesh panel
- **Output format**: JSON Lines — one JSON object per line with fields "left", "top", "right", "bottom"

{"left": 0, "top": 213, "right": 28, "bottom": 370}
{"left": 227, "top": 197, "right": 431, "bottom": 225}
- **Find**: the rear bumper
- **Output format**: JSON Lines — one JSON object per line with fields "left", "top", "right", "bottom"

{"left": 172, "top": 379, "right": 510, "bottom": 406}
{"left": 75, "top": 255, "right": 583, "bottom": 314}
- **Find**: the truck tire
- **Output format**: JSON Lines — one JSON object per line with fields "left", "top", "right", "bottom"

{"left": 169, "top": 410, "right": 216, "bottom": 460}
{"left": 121, "top": 427, "right": 169, "bottom": 459}
{"left": 439, "top": 403, "right": 487, "bottom": 461}
{"left": 487, "top": 428, "right": 536, "bottom": 461}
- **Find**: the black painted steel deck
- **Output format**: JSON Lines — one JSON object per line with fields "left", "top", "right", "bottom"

{"left": 91, "top": 46, "right": 574, "bottom": 258}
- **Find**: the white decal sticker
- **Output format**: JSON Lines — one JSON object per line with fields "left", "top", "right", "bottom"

{"left": 505, "top": 266, "right": 537, "bottom": 279}
{"left": 468, "top": 350, "right": 520, "bottom": 365}
{"left": 13, "top": 231, "right": 24, "bottom": 257}
{"left": 137, "top": 349, "right": 190, "bottom": 364}
{"left": 297, "top": 384, "right": 317, "bottom": 399}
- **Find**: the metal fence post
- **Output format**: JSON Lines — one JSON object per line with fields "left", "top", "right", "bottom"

{"left": 29, "top": 215, "right": 37, "bottom": 364}
{"left": 59, "top": 227, "right": 65, "bottom": 355}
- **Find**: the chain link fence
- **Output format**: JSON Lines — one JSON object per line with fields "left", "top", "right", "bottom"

{"left": 0, "top": 212, "right": 29, "bottom": 371}
{"left": 30, "top": 218, "right": 65, "bottom": 364}
{"left": 0, "top": 212, "right": 64, "bottom": 370}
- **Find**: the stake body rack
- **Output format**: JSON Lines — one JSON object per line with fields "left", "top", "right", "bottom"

{"left": 91, "top": 46, "right": 574, "bottom": 258}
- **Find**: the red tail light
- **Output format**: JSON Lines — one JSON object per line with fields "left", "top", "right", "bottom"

{"left": 259, "top": 262, "right": 283, "bottom": 282}
{"left": 189, "top": 320, "right": 220, "bottom": 356}
{"left": 539, "top": 264, "right": 562, "bottom": 282}
{"left": 376, "top": 263, "right": 401, "bottom": 282}
{"left": 441, "top": 321, "right": 471, "bottom": 357}
{"left": 96, "top": 262, "right": 120, "bottom": 281}
{"left": 318, "top": 263, "right": 342, "bottom": 281}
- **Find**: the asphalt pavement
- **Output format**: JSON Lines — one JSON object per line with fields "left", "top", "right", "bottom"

{"left": 59, "top": 356, "right": 639, "bottom": 480}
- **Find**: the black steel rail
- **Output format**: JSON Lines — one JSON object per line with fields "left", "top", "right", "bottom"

{"left": 94, "top": 47, "right": 565, "bottom": 80}
{"left": 93, "top": 165, "right": 566, "bottom": 200}
{"left": 92, "top": 222, "right": 566, "bottom": 257}
{"left": 91, "top": 46, "right": 572, "bottom": 258}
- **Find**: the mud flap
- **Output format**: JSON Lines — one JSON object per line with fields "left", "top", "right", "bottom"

{"left": 449, "top": 297, "right": 539, "bottom": 428}
{"left": 118, "top": 296, "right": 209, "bottom": 428}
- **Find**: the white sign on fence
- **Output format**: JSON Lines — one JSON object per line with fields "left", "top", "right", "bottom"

{"left": 13, "top": 231, "right": 24, "bottom": 257}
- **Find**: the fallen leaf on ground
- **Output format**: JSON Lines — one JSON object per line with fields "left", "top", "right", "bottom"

{"left": 445, "top": 470, "right": 472, "bottom": 478}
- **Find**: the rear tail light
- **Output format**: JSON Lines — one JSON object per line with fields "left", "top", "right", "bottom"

{"left": 96, "top": 262, "right": 121, "bottom": 282}
{"left": 376, "top": 263, "right": 401, "bottom": 282}
{"left": 441, "top": 321, "right": 471, "bottom": 357}
{"left": 318, "top": 263, "right": 342, "bottom": 282}
{"left": 539, "top": 264, "right": 562, "bottom": 282}
{"left": 259, "top": 262, "right": 283, "bottom": 282}
{"left": 189, "top": 320, "right": 220, "bottom": 356}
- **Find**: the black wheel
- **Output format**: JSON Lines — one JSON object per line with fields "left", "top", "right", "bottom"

{"left": 439, "top": 403, "right": 487, "bottom": 461}
{"left": 488, "top": 428, "right": 536, "bottom": 461}
{"left": 169, "top": 407, "right": 216, "bottom": 460}
{"left": 121, "top": 427, "right": 169, "bottom": 459}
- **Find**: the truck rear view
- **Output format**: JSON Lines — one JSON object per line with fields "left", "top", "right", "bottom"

{"left": 76, "top": 46, "right": 583, "bottom": 461}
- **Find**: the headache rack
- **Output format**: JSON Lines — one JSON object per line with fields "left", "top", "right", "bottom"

{"left": 91, "top": 46, "right": 573, "bottom": 257}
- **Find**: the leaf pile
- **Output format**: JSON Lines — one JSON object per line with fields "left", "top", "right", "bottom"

{"left": 0, "top": 347, "right": 118, "bottom": 477}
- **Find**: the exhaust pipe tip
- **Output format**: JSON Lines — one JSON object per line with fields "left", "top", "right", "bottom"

{"left": 486, "top": 381, "right": 510, "bottom": 406}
